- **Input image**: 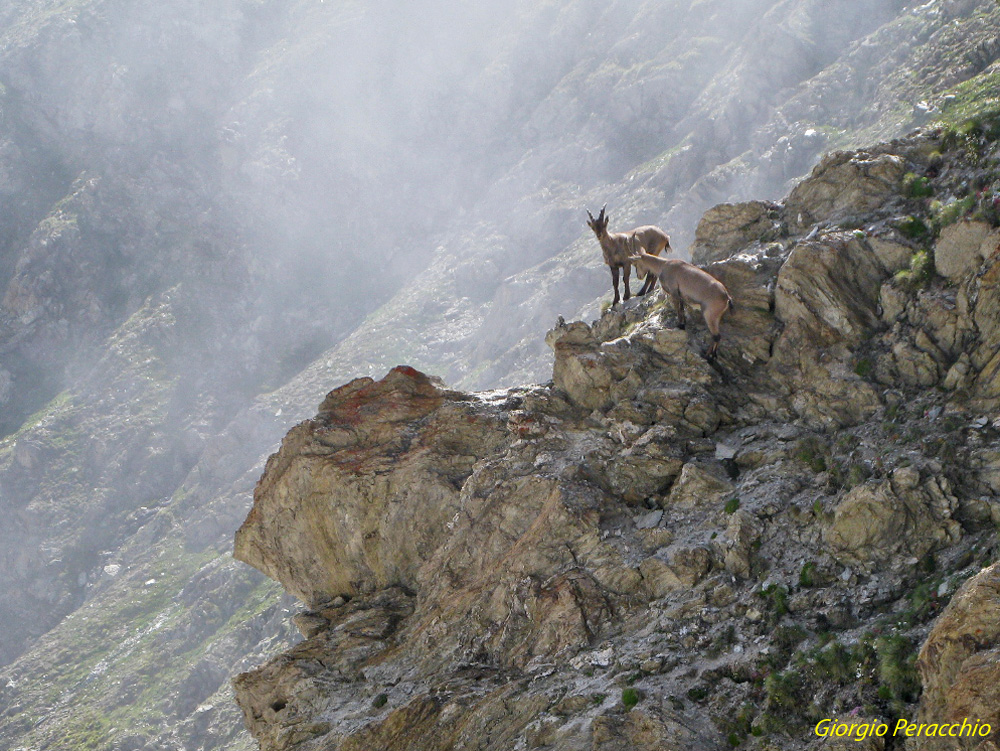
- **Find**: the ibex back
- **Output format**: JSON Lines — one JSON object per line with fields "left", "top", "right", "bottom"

{"left": 587, "top": 206, "right": 670, "bottom": 306}
{"left": 628, "top": 245, "right": 734, "bottom": 360}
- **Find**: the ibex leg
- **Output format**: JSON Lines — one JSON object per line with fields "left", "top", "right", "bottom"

{"left": 706, "top": 334, "right": 721, "bottom": 360}
{"left": 705, "top": 307, "right": 724, "bottom": 359}
{"left": 637, "top": 272, "right": 655, "bottom": 296}
{"left": 674, "top": 295, "right": 686, "bottom": 330}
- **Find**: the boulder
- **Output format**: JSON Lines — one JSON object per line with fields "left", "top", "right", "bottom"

{"left": 591, "top": 707, "right": 714, "bottom": 751}
{"left": 691, "top": 200, "right": 781, "bottom": 265}
{"left": 911, "top": 562, "right": 1000, "bottom": 751}
{"left": 934, "top": 221, "right": 994, "bottom": 282}
{"left": 234, "top": 366, "right": 510, "bottom": 606}
{"left": 824, "top": 470, "right": 961, "bottom": 569}
{"left": 602, "top": 426, "right": 685, "bottom": 504}
{"left": 720, "top": 509, "right": 762, "bottom": 578}
{"left": 546, "top": 320, "right": 614, "bottom": 410}
{"left": 775, "top": 234, "right": 884, "bottom": 342}
{"left": 770, "top": 233, "right": 885, "bottom": 426}
{"left": 868, "top": 233, "right": 915, "bottom": 274}
{"left": 878, "top": 338, "right": 941, "bottom": 388}
{"left": 785, "top": 150, "right": 906, "bottom": 231}
{"left": 666, "top": 462, "right": 734, "bottom": 510}
{"left": 639, "top": 545, "right": 713, "bottom": 598}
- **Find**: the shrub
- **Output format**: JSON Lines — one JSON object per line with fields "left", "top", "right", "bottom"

{"left": 846, "top": 463, "right": 872, "bottom": 489}
{"left": 622, "top": 688, "right": 641, "bottom": 710}
{"left": 933, "top": 195, "right": 976, "bottom": 229}
{"left": 876, "top": 635, "right": 920, "bottom": 704}
{"left": 760, "top": 584, "right": 790, "bottom": 625}
{"left": 895, "top": 249, "right": 936, "bottom": 290}
{"left": 764, "top": 670, "right": 802, "bottom": 714}
{"left": 799, "top": 561, "right": 817, "bottom": 588}
{"left": 910, "top": 249, "right": 935, "bottom": 284}
{"left": 795, "top": 437, "right": 828, "bottom": 473}
{"left": 896, "top": 215, "right": 929, "bottom": 240}
{"left": 903, "top": 172, "right": 934, "bottom": 199}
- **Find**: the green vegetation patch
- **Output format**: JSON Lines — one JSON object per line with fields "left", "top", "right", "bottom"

{"left": 0, "top": 389, "right": 75, "bottom": 447}
{"left": 798, "top": 561, "right": 818, "bottom": 588}
{"left": 895, "top": 215, "right": 930, "bottom": 240}
{"left": 894, "top": 249, "right": 936, "bottom": 291}
{"left": 622, "top": 687, "right": 641, "bottom": 710}
{"left": 875, "top": 634, "right": 920, "bottom": 705}
{"left": 938, "top": 68, "right": 1000, "bottom": 130}
{"left": 794, "top": 436, "right": 828, "bottom": 473}
{"left": 902, "top": 172, "right": 934, "bottom": 199}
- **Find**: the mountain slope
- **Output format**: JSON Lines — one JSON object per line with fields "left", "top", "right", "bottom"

{"left": 234, "top": 122, "right": 1000, "bottom": 751}
{"left": 0, "top": 1, "right": 998, "bottom": 750}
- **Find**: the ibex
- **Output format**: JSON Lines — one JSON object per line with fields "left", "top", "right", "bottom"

{"left": 628, "top": 243, "right": 734, "bottom": 360}
{"left": 587, "top": 205, "right": 671, "bottom": 306}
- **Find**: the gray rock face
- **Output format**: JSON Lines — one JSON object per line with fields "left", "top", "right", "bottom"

{"left": 913, "top": 562, "right": 1000, "bottom": 751}
{"left": 825, "top": 470, "right": 961, "bottom": 570}
{"left": 785, "top": 150, "right": 906, "bottom": 231}
{"left": 3, "top": 2, "right": 1000, "bottom": 750}
{"left": 934, "top": 221, "right": 995, "bottom": 281}
{"left": 233, "top": 128, "right": 1000, "bottom": 751}
{"left": 691, "top": 201, "right": 783, "bottom": 265}
{"left": 233, "top": 365, "right": 715, "bottom": 751}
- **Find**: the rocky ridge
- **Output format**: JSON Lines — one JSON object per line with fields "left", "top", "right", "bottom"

{"left": 232, "top": 122, "right": 1000, "bottom": 751}
{"left": 2, "top": 2, "right": 1000, "bottom": 750}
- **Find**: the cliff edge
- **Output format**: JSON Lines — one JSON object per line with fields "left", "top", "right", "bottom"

{"left": 233, "top": 123, "right": 1000, "bottom": 751}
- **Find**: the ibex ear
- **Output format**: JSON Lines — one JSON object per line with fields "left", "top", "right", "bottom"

{"left": 586, "top": 209, "right": 595, "bottom": 226}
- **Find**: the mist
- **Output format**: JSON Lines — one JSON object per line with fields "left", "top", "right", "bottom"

{"left": 0, "top": 0, "right": 996, "bottom": 748}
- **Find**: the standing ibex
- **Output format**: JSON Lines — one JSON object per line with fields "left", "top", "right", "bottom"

{"left": 587, "top": 205, "right": 671, "bottom": 306}
{"left": 628, "top": 242, "right": 734, "bottom": 360}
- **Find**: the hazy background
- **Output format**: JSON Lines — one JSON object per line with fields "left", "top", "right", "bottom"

{"left": 0, "top": 0, "right": 997, "bottom": 748}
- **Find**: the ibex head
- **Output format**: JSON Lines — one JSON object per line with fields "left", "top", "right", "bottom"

{"left": 627, "top": 234, "right": 652, "bottom": 271}
{"left": 586, "top": 204, "right": 608, "bottom": 235}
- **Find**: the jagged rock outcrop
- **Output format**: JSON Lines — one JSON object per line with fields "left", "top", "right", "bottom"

{"left": 784, "top": 149, "right": 908, "bottom": 232}
{"left": 934, "top": 221, "right": 998, "bottom": 282}
{"left": 235, "top": 367, "right": 511, "bottom": 606}
{"left": 825, "top": 468, "right": 961, "bottom": 570}
{"left": 3, "top": 2, "right": 1000, "bottom": 750}
{"left": 691, "top": 201, "right": 783, "bottom": 265}
{"left": 233, "top": 365, "right": 719, "bottom": 750}
{"left": 234, "top": 127, "right": 1000, "bottom": 751}
{"left": 912, "top": 562, "right": 1000, "bottom": 751}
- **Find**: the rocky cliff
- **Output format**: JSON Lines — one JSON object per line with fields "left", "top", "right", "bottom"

{"left": 232, "top": 120, "right": 1000, "bottom": 750}
{"left": 2, "top": 1, "right": 1000, "bottom": 750}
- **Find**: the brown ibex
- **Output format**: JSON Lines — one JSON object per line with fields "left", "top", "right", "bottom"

{"left": 628, "top": 243, "right": 734, "bottom": 360}
{"left": 587, "top": 205, "right": 671, "bottom": 306}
